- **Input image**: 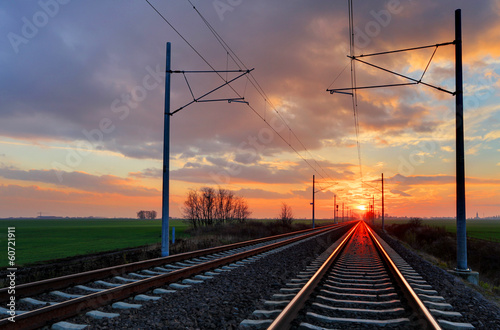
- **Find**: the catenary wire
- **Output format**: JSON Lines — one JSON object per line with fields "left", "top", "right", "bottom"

{"left": 145, "top": 0, "right": 333, "bottom": 181}
{"left": 183, "top": 0, "right": 338, "bottom": 182}
{"left": 349, "top": 0, "right": 364, "bottom": 191}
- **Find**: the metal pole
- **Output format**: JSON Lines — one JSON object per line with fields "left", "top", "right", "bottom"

{"left": 342, "top": 202, "right": 344, "bottom": 223}
{"left": 312, "top": 175, "right": 315, "bottom": 229}
{"left": 372, "top": 195, "right": 375, "bottom": 226}
{"left": 382, "top": 173, "right": 385, "bottom": 231}
{"left": 161, "top": 42, "right": 171, "bottom": 257}
{"left": 333, "top": 195, "right": 336, "bottom": 224}
{"left": 455, "top": 9, "right": 468, "bottom": 271}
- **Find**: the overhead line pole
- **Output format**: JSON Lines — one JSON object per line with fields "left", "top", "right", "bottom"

{"left": 161, "top": 42, "right": 171, "bottom": 257}
{"left": 455, "top": 9, "right": 468, "bottom": 272}
{"left": 326, "top": 9, "right": 473, "bottom": 280}
{"left": 372, "top": 195, "right": 375, "bottom": 226}
{"left": 312, "top": 175, "right": 315, "bottom": 229}
{"left": 382, "top": 173, "right": 385, "bottom": 231}
{"left": 160, "top": 43, "right": 252, "bottom": 257}
{"left": 333, "top": 194, "right": 336, "bottom": 224}
{"left": 342, "top": 202, "right": 344, "bottom": 223}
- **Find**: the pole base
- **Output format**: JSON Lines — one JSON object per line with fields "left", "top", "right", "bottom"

{"left": 448, "top": 269, "right": 479, "bottom": 285}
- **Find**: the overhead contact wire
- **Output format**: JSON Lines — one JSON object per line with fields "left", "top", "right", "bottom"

{"left": 349, "top": 0, "right": 364, "bottom": 194}
{"left": 185, "top": 0, "right": 337, "bottom": 182}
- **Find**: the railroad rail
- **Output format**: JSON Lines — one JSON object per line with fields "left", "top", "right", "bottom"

{"left": 241, "top": 221, "right": 474, "bottom": 329}
{"left": 0, "top": 222, "right": 352, "bottom": 329}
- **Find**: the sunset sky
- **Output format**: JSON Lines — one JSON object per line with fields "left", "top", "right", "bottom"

{"left": 1, "top": 0, "right": 499, "bottom": 219}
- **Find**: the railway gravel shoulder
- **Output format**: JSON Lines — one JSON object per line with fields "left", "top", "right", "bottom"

{"left": 376, "top": 229, "right": 500, "bottom": 329}
{"left": 57, "top": 226, "right": 351, "bottom": 329}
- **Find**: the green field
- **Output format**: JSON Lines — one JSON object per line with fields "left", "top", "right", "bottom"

{"left": 0, "top": 219, "right": 189, "bottom": 267}
{"left": 382, "top": 218, "right": 500, "bottom": 242}
{"left": 2, "top": 217, "right": 497, "bottom": 268}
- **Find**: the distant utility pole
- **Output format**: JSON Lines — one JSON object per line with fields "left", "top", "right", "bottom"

{"left": 333, "top": 194, "right": 336, "bottom": 224}
{"left": 311, "top": 175, "right": 315, "bottom": 229}
{"left": 342, "top": 202, "right": 344, "bottom": 223}
{"left": 372, "top": 195, "right": 375, "bottom": 226}
{"left": 382, "top": 173, "right": 385, "bottom": 231}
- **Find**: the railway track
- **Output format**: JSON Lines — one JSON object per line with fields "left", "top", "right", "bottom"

{"left": 0, "top": 222, "right": 352, "bottom": 329}
{"left": 241, "top": 221, "right": 475, "bottom": 329}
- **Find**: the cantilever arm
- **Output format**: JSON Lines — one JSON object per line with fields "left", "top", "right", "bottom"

{"left": 170, "top": 68, "right": 254, "bottom": 115}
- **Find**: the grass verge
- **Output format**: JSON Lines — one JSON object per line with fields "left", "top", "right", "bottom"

{"left": 0, "top": 219, "right": 189, "bottom": 266}
{"left": 381, "top": 219, "right": 500, "bottom": 302}
{"left": 0, "top": 219, "right": 324, "bottom": 268}
{"left": 381, "top": 218, "right": 500, "bottom": 242}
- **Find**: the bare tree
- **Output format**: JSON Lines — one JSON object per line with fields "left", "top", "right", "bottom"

{"left": 183, "top": 189, "right": 201, "bottom": 228}
{"left": 233, "top": 196, "right": 251, "bottom": 223}
{"left": 182, "top": 187, "right": 250, "bottom": 227}
{"left": 223, "top": 190, "right": 235, "bottom": 223}
{"left": 201, "top": 187, "right": 216, "bottom": 226}
{"left": 214, "top": 187, "right": 227, "bottom": 224}
{"left": 137, "top": 210, "right": 146, "bottom": 220}
{"left": 278, "top": 202, "right": 293, "bottom": 226}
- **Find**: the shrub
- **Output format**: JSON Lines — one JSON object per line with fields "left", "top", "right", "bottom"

{"left": 385, "top": 221, "right": 500, "bottom": 287}
{"left": 409, "top": 217, "right": 422, "bottom": 227}
{"left": 277, "top": 202, "right": 293, "bottom": 226}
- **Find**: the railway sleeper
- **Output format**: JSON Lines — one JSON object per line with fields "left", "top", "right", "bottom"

{"left": 305, "top": 311, "right": 410, "bottom": 327}
{"left": 320, "top": 290, "right": 398, "bottom": 301}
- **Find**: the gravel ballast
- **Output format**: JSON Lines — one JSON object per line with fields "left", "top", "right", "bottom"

{"left": 56, "top": 224, "right": 499, "bottom": 329}
{"left": 63, "top": 226, "right": 351, "bottom": 329}
{"left": 376, "top": 229, "right": 500, "bottom": 329}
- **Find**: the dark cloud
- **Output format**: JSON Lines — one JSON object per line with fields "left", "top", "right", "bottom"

{"left": 386, "top": 174, "right": 500, "bottom": 194}
{"left": 235, "top": 188, "right": 292, "bottom": 200}
{"left": 234, "top": 151, "right": 261, "bottom": 164}
{"left": 129, "top": 167, "right": 162, "bottom": 179}
{"left": 390, "top": 189, "right": 411, "bottom": 197}
{"left": 1, "top": 0, "right": 497, "bottom": 161}
{"left": 0, "top": 184, "right": 93, "bottom": 201}
{"left": 171, "top": 162, "right": 307, "bottom": 185}
{"left": 387, "top": 174, "right": 454, "bottom": 185}
{"left": 0, "top": 167, "right": 159, "bottom": 196}
{"left": 171, "top": 158, "right": 356, "bottom": 185}
{"left": 183, "top": 162, "right": 202, "bottom": 168}
{"left": 292, "top": 186, "right": 335, "bottom": 200}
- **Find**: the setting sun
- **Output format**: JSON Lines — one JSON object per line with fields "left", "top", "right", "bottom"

{"left": 357, "top": 205, "right": 366, "bottom": 211}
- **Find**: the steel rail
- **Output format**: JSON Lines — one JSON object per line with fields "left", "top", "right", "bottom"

{"left": 0, "top": 224, "right": 351, "bottom": 329}
{"left": 0, "top": 223, "right": 339, "bottom": 303}
{"left": 268, "top": 221, "right": 441, "bottom": 329}
{"left": 365, "top": 222, "right": 441, "bottom": 329}
{"left": 268, "top": 221, "right": 360, "bottom": 329}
